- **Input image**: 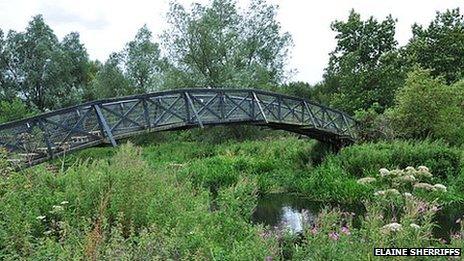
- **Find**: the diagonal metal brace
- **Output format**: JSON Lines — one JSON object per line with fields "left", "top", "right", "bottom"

{"left": 185, "top": 92, "right": 204, "bottom": 128}
{"left": 252, "top": 91, "right": 268, "bottom": 123}
{"left": 94, "top": 104, "right": 117, "bottom": 147}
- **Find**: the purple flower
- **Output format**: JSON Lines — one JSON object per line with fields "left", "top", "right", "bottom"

{"left": 341, "top": 226, "right": 351, "bottom": 235}
{"left": 329, "top": 231, "right": 340, "bottom": 241}
{"left": 310, "top": 227, "right": 318, "bottom": 235}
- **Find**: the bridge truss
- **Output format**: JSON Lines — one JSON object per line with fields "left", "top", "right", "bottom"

{"left": 0, "top": 88, "right": 357, "bottom": 167}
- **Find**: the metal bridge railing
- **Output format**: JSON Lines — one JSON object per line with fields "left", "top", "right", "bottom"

{"left": 0, "top": 88, "right": 357, "bottom": 167}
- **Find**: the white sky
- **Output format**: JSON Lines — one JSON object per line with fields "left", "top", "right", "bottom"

{"left": 0, "top": 0, "right": 463, "bottom": 84}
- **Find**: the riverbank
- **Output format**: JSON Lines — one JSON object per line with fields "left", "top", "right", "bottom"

{"left": 1, "top": 137, "right": 463, "bottom": 259}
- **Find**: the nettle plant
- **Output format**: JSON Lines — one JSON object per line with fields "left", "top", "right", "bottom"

{"left": 358, "top": 166, "right": 446, "bottom": 237}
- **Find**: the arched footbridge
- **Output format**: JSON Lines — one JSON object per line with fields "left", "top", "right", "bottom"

{"left": 0, "top": 88, "right": 357, "bottom": 167}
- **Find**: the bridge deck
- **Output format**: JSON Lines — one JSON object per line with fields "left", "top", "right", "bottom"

{"left": 0, "top": 88, "right": 357, "bottom": 168}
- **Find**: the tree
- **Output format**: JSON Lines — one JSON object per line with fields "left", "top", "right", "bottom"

{"left": 0, "top": 29, "right": 13, "bottom": 100}
{"left": 389, "top": 68, "right": 464, "bottom": 145}
{"left": 120, "top": 25, "right": 164, "bottom": 93}
{"left": 161, "top": 0, "right": 292, "bottom": 88}
{"left": 278, "top": 81, "right": 313, "bottom": 99}
{"left": 58, "top": 32, "right": 91, "bottom": 104}
{"left": 405, "top": 8, "right": 464, "bottom": 84}
{"left": 3, "top": 15, "right": 90, "bottom": 111}
{"left": 90, "top": 53, "right": 131, "bottom": 99}
{"left": 323, "top": 10, "right": 406, "bottom": 114}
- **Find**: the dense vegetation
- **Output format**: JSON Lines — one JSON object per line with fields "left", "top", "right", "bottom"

{"left": 1, "top": 138, "right": 463, "bottom": 259}
{"left": 1, "top": 0, "right": 464, "bottom": 259}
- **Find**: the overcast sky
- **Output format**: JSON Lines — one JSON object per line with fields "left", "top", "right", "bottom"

{"left": 0, "top": 0, "right": 463, "bottom": 84}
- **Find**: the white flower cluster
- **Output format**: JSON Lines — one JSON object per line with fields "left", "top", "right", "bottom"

{"left": 381, "top": 222, "right": 402, "bottom": 233}
{"left": 374, "top": 188, "right": 400, "bottom": 197}
{"left": 357, "top": 177, "right": 376, "bottom": 185}
{"left": 413, "top": 182, "right": 447, "bottom": 192}
{"left": 410, "top": 223, "right": 420, "bottom": 230}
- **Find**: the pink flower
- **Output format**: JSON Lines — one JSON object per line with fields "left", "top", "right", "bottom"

{"left": 341, "top": 226, "right": 351, "bottom": 235}
{"left": 310, "top": 227, "right": 318, "bottom": 235}
{"left": 329, "top": 231, "right": 340, "bottom": 241}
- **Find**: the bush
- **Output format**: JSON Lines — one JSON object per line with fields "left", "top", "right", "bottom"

{"left": 339, "top": 140, "right": 462, "bottom": 180}
{"left": 0, "top": 98, "right": 36, "bottom": 123}
{"left": 389, "top": 68, "right": 464, "bottom": 145}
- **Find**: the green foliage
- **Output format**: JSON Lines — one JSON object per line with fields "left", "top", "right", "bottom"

{"left": 405, "top": 8, "right": 464, "bottom": 84}
{"left": 162, "top": 0, "right": 292, "bottom": 88}
{"left": 2, "top": 136, "right": 464, "bottom": 259}
{"left": 3, "top": 15, "right": 90, "bottom": 111}
{"left": 120, "top": 25, "right": 164, "bottom": 93}
{"left": 389, "top": 68, "right": 464, "bottom": 145}
{"left": 339, "top": 140, "right": 462, "bottom": 180}
{"left": 0, "top": 143, "right": 278, "bottom": 259}
{"left": 323, "top": 10, "right": 406, "bottom": 113}
{"left": 295, "top": 156, "right": 371, "bottom": 202}
{"left": 354, "top": 102, "right": 396, "bottom": 142}
{"left": 89, "top": 53, "right": 132, "bottom": 99}
{"left": 0, "top": 98, "right": 36, "bottom": 123}
{"left": 277, "top": 81, "right": 313, "bottom": 100}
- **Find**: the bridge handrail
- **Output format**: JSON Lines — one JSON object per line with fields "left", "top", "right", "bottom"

{"left": 0, "top": 88, "right": 354, "bottom": 130}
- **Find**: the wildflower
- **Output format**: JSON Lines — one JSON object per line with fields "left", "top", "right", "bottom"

{"left": 456, "top": 218, "right": 462, "bottom": 224}
{"left": 410, "top": 223, "right": 420, "bottom": 230}
{"left": 36, "top": 215, "right": 46, "bottom": 221}
{"left": 403, "top": 192, "right": 413, "bottom": 198}
{"left": 357, "top": 177, "right": 376, "bottom": 185}
{"left": 328, "top": 231, "right": 339, "bottom": 240}
{"left": 52, "top": 205, "right": 64, "bottom": 211}
{"left": 415, "top": 166, "right": 433, "bottom": 178}
{"left": 341, "top": 226, "right": 351, "bottom": 235}
{"left": 310, "top": 227, "right": 318, "bottom": 235}
{"left": 417, "top": 166, "right": 429, "bottom": 172}
{"left": 417, "top": 201, "right": 428, "bottom": 213}
{"left": 60, "top": 201, "right": 69, "bottom": 205}
{"left": 414, "top": 183, "right": 435, "bottom": 191}
{"left": 405, "top": 166, "right": 416, "bottom": 172}
{"left": 374, "top": 190, "right": 385, "bottom": 196}
{"left": 389, "top": 169, "right": 403, "bottom": 177}
{"left": 379, "top": 168, "right": 390, "bottom": 177}
{"left": 398, "top": 175, "right": 416, "bottom": 183}
{"left": 433, "top": 184, "right": 447, "bottom": 192}
{"left": 384, "top": 189, "right": 400, "bottom": 196}
{"left": 381, "top": 223, "right": 402, "bottom": 233}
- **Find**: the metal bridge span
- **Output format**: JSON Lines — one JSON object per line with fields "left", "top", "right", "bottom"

{"left": 0, "top": 88, "right": 357, "bottom": 168}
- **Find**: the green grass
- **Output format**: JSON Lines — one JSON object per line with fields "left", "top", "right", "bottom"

{"left": 2, "top": 136, "right": 464, "bottom": 259}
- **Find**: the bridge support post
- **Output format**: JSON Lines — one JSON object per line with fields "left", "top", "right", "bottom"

{"left": 94, "top": 104, "right": 117, "bottom": 147}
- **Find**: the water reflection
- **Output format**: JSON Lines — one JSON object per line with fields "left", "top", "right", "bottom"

{"left": 252, "top": 193, "right": 363, "bottom": 234}
{"left": 252, "top": 193, "right": 464, "bottom": 240}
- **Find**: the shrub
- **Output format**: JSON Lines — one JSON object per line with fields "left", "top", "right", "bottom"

{"left": 389, "top": 68, "right": 464, "bottom": 145}
{"left": 0, "top": 98, "right": 36, "bottom": 124}
{"left": 339, "top": 140, "right": 461, "bottom": 180}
